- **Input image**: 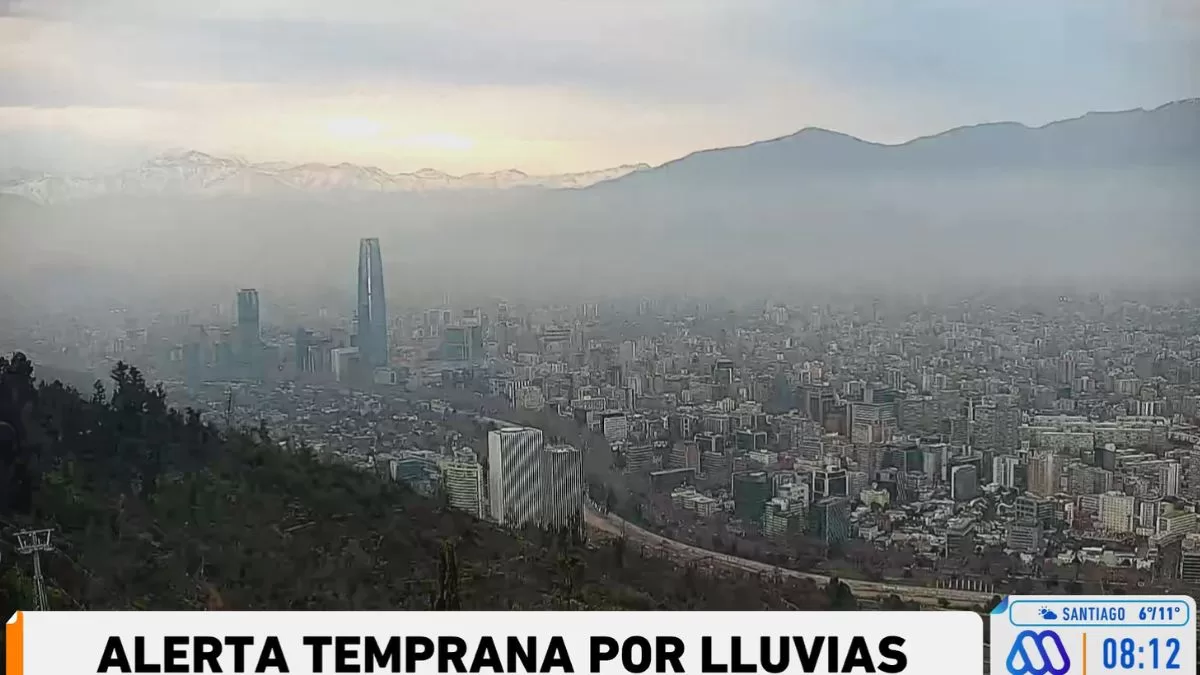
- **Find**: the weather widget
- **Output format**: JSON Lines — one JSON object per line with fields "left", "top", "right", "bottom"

{"left": 991, "top": 595, "right": 1196, "bottom": 675}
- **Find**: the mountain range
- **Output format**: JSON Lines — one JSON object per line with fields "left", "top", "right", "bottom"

{"left": 1, "top": 99, "right": 1195, "bottom": 205}
{"left": 1, "top": 99, "right": 1197, "bottom": 302}
{"left": 596, "top": 98, "right": 1198, "bottom": 192}
{"left": 0, "top": 151, "right": 651, "bottom": 205}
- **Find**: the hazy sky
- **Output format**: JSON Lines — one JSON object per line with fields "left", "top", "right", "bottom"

{"left": 1, "top": 0, "right": 1196, "bottom": 174}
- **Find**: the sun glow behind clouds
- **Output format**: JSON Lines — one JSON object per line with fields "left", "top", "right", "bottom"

{"left": 325, "top": 117, "right": 383, "bottom": 138}
{"left": 324, "top": 118, "right": 475, "bottom": 156}
{"left": 394, "top": 133, "right": 476, "bottom": 152}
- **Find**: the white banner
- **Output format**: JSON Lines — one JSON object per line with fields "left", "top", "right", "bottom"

{"left": 7, "top": 610, "right": 983, "bottom": 675}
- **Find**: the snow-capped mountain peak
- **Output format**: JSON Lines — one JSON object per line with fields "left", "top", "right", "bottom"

{"left": 149, "top": 149, "right": 245, "bottom": 168}
{"left": 0, "top": 152, "right": 651, "bottom": 204}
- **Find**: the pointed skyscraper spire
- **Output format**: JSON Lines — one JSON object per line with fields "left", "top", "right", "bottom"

{"left": 357, "top": 238, "right": 388, "bottom": 367}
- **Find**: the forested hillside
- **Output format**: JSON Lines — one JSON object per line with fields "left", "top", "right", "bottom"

{"left": 0, "top": 353, "right": 848, "bottom": 623}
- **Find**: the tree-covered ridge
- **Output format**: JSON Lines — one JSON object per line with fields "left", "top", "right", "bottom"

{"left": 0, "top": 353, "right": 843, "bottom": 618}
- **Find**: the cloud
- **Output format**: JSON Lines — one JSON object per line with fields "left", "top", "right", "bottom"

{"left": 0, "top": 0, "right": 34, "bottom": 17}
{"left": 732, "top": 0, "right": 1198, "bottom": 118}
{"left": 0, "top": 0, "right": 1196, "bottom": 173}
{"left": 3, "top": 2, "right": 778, "bottom": 104}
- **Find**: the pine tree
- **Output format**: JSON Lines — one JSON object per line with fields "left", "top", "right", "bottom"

{"left": 431, "top": 540, "right": 460, "bottom": 610}
{"left": 612, "top": 536, "right": 627, "bottom": 568}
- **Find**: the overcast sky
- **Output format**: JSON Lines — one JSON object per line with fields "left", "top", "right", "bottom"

{"left": 1, "top": 0, "right": 1196, "bottom": 174}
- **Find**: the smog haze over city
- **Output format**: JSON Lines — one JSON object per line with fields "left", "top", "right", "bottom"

{"left": 2, "top": 0, "right": 1200, "bottom": 630}
{"left": 1, "top": 0, "right": 1198, "bottom": 310}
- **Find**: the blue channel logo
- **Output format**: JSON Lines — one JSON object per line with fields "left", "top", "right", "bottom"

{"left": 1005, "top": 629, "right": 1072, "bottom": 675}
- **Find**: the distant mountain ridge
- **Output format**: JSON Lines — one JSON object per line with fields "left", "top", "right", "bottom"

{"left": 590, "top": 98, "right": 1199, "bottom": 191}
{"left": 1, "top": 100, "right": 1197, "bottom": 300}
{"left": 1, "top": 99, "right": 1195, "bottom": 205}
{"left": 0, "top": 150, "right": 653, "bottom": 204}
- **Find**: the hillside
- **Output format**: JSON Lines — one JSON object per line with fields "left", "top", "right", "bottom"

{"left": 0, "top": 353, "right": 844, "bottom": 617}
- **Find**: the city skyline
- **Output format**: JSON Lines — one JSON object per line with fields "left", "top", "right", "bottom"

{"left": 1, "top": 1, "right": 1196, "bottom": 174}
{"left": 7, "top": 286, "right": 1200, "bottom": 604}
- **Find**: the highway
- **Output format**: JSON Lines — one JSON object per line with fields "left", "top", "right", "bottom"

{"left": 585, "top": 506, "right": 997, "bottom": 609}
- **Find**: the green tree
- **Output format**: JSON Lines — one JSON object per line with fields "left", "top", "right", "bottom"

{"left": 554, "top": 553, "right": 584, "bottom": 600}
{"left": 825, "top": 577, "right": 858, "bottom": 610}
{"left": 983, "top": 595, "right": 1003, "bottom": 613}
{"left": 431, "top": 540, "right": 461, "bottom": 610}
{"left": 612, "top": 536, "right": 627, "bottom": 568}
{"left": 0, "top": 354, "right": 846, "bottom": 616}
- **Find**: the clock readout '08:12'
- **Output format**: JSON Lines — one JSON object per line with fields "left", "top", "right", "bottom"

{"left": 1101, "top": 637, "right": 1182, "bottom": 670}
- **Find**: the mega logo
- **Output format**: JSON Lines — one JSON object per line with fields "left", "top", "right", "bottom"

{"left": 1005, "top": 630, "right": 1071, "bottom": 675}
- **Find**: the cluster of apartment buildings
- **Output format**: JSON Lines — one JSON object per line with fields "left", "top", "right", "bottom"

{"left": 392, "top": 423, "right": 585, "bottom": 534}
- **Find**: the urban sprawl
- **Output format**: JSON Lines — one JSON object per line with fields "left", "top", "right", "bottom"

{"left": 8, "top": 238, "right": 1200, "bottom": 603}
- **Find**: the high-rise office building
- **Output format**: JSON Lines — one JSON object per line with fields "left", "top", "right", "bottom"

{"left": 1098, "top": 491, "right": 1136, "bottom": 533}
{"left": 1015, "top": 495, "right": 1055, "bottom": 527}
{"left": 331, "top": 346, "right": 360, "bottom": 383}
{"left": 540, "top": 444, "right": 585, "bottom": 531}
{"left": 443, "top": 324, "right": 484, "bottom": 361}
{"left": 950, "top": 464, "right": 979, "bottom": 501}
{"left": 974, "top": 402, "right": 1020, "bottom": 453}
{"left": 812, "top": 466, "right": 848, "bottom": 499}
{"left": 440, "top": 459, "right": 486, "bottom": 519}
{"left": 235, "top": 289, "right": 260, "bottom": 359}
{"left": 1027, "top": 452, "right": 1062, "bottom": 497}
{"left": 487, "top": 428, "right": 585, "bottom": 532}
{"left": 233, "top": 289, "right": 263, "bottom": 378}
{"left": 293, "top": 327, "right": 314, "bottom": 374}
{"left": 808, "top": 496, "right": 850, "bottom": 545}
{"left": 1180, "top": 534, "right": 1200, "bottom": 585}
{"left": 800, "top": 385, "right": 837, "bottom": 425}
{"left": 488, "top": 427, "right": 545, "bottom": 527}
{"left": 732, "top": 471, "right": 770, "bottom": 522}
{"left": 356, "top": 238, "right": 388, "bottom": 368}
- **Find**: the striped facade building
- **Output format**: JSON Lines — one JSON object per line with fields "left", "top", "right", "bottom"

{"left": 488, "top": 427, "right": 544, "bottom": 527}
{"left": 487, "top": 427, "right": 584, "bottom": 531}
{"left": 540, "top": 444, "right": 585, "bottom": 531}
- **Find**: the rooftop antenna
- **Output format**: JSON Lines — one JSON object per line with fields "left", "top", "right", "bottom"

{"left": 15, "top": 529, "right": 53, "bottom": 611}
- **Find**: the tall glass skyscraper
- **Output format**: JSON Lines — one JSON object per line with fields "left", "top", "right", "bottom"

{"left": 235, "top": 288, "right": 260, "bottom": 358}
{"left": 356, "top": 238, "right": 388, "bottom": 367}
